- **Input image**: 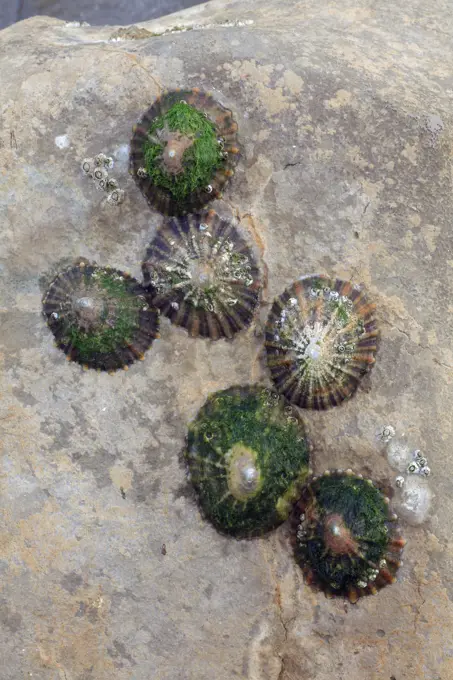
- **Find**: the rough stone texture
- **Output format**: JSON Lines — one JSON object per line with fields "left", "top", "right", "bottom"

{"left": 0, "top": 1, "right": 452, "bottom": 678}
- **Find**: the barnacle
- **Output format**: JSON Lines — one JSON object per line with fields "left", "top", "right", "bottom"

{"left": 142, "top": 210, "right": 261, "bottom": 340}
{"left": 42, "top": 262, "right": 159, "bottom": 371}
{"left": 81, "top": 158, "right": 95, "bottom": 176}
{"left": 265, "top": 275, "right": 379, "bottom": 409}
{"left": 185, "top": 385, "right": 310, "bottom": 537}
{"left": 130, "top": 89, "right": 240, "bottom": 215}
{"left": 107, "top": 189, "right": 125, "bottom": 205}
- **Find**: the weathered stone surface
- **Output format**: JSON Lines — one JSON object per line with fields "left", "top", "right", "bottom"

{"left": 0, "top": 1, "right": 452, "bottom": 678}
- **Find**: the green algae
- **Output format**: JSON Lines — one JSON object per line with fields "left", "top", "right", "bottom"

{"left": 143, "top": 102, "right": 224, "bottom": 203}
{"left": 186, "top": 385, "right": 310, "bottom": 537}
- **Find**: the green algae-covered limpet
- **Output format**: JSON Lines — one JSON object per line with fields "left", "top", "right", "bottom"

{"left": 186, "top": 385, "right": 310, "bottom": 537}
{"left": 142, "top": 209, "right": 261, "bottom": 340}
{"left": 290, "top": 470, "right": 405, "bottom": 602}
{"left": 265, "top": 275, "right": 380, "bottom": 410}
{"left": 129, "top": 89, "right": 240, "bottom": 216}
{"left": 42, "top": 262, "right": 159, "bottom": 372}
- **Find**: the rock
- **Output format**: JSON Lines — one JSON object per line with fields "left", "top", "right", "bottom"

{"left": 0, "top": 2, "right": 452, "bottom": 679}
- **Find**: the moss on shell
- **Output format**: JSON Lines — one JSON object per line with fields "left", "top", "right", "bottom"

{"left": 64, "top": 271, "right": 143, "bottom": 358}
{"left": 130, "top": 89, "right": 239, "bottom": 216}
{"left": 186, "top": 385, "right": 310, "bottom": 537}
{"left": 143, "top": 102, "right": 224, "bottom": 202}
{"left": 291, "top": 471, "right": 404, "bottom": 601}
{"left": 43, "top": 263, "right": 159, "bottom": 371}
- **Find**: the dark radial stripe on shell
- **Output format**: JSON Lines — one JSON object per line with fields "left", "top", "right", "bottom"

{"left": 142, "top": 210, "right": 261, "bottom": 340}
{"left": 186, "top": 385, "right": 310, "bottom": 538}
{"left": 129, "top": 88, "right": 240, "bottom": 216}
{"left": 265, "top": 275, "right": 379, "bottom": 409}
{"left": 290, "top": 470, "right": 405, "bottom": 603}
{"left": 42, "top": 262, "right": 159, "bottom": 371}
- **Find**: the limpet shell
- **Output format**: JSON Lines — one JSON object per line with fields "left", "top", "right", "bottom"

{"left": 130, "top": 89, "right": 240, "bottom": 216}
{"left": 42, "top": 263, "right": 159, "bottom": 371}
{"left": 142, "top": 210, "right": 261, "bottom": 340}
{"left": 290, "top": 470, "right": 404, "bottom": 602}
{"left": 265, "top": 275, "right": 379, "bottom": 409}
{"left": 186, "top": 385, "right": 310, "bottom": 537}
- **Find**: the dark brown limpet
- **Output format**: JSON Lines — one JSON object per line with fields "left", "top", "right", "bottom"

{"left": 42, "top": 262, "right": 159, "bottom": 372}
{"left": 130, "top": 89, "right": 240, "bottom": 216}
{"left": 142, "top": 210, "right": 261, "bottom": 340}
{"left": 290, "top": 470, "right": 405, "bottom": 602}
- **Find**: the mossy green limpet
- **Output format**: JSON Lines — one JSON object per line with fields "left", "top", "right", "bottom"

{"left": 290, "top": 470, "right": 405, "bottom": 602}
{"left": 42, "top": 262, "right": 159, "bottom": 372}
{"left": 130, "top": 89, "right": 239, "bottom": 216}
{"left": 186, "top": 385, "right": 310, "bottom": 537}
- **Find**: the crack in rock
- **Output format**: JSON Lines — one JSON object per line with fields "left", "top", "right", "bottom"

{"left": 283, "top": 161, "right": 302, "bottom": 170}
{"left": 391, "top": 325, "right": 453, "bottom": 371}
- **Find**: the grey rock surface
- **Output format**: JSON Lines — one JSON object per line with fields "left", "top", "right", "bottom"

{"left": 0, "top": 1, "right": 452, "bottom": 678}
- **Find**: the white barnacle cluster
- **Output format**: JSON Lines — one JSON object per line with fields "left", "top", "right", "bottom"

{"left": 263, "top": 388, "right": 280, "bottom": 408}
{"left": 378, "top": 426, "right": 433, "bottom": 525}
{"left": 296, "top": 514, "right": 307, "bottom": 541}
{"left": 217, "top": 136, "right": 229, "bottom": 160}
{"left": 81, "top": 153, "right": 125, "bottom": 205}
{"left": 221, "top": 246, "right": 255, "bottom": 287}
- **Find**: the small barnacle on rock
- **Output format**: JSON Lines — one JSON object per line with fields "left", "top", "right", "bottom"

{"left": 93, "top": 166, "right": 109, "bottom": 182}
{"left": 42, "top": 262, "right": 159, "bottom": 371}
{"left": 81, "top": 158, "right": 95, "bottom": 176}
{"left": 106, "top": 178, "right": 119, "bottom": 191}
{"left": 185, "top": 385, "right": 310, "bottom": 537}
{"left": 378, "top": 425, "right": 396, "bottom": 443}
{"left": 94, "top": 153, "right": 113, "bottom": 168}
{"left": 142, "top": 210, "right": 261, "bottom": 340}
{"left": 265, "top": 275, "right": 380, "bottom": 409}
{"left": 290, "top": 470, "right": 404, "bottom": 602}
{"left": 107, "top": 189, "right": 125, "bottom": 205}
{"left": 130, "top": 89, "right": 240, "bottom": 215}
